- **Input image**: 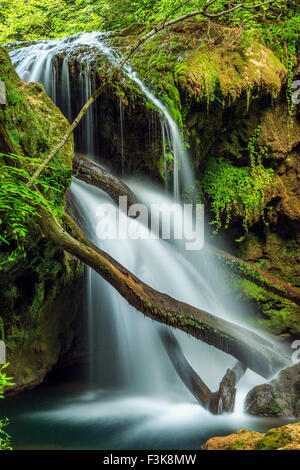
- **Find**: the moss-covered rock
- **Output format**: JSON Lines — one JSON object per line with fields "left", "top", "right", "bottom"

{"left": 246, "top": 363, "right": 300, "bottom": 418}
{"left": 0, "top": 46, "right": 73, "bottom": 166}
{"left": 201, "top": 429, "right": 263, "bottom": 450}
{"left": 201, "top": 422, "right": 300, "bottom": 450}
{"left": 0, "top": 46, "right": 84, "bottom": 393}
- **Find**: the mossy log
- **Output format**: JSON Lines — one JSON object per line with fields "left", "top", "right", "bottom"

{"left": 38, "top": 208, "right": 290, "bottom": 379}
{"left": 73, "top": 153, "right": 137, "bottom": 209}
{"left": 210, "top": 247, "right": 300, "bottom": 307}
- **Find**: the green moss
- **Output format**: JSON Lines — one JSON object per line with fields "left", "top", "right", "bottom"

{"left": 201, "top": 157, "right": 274, "bottom": 239}
{"left": 0, "top": 47, "right": 73, "bottom": 172}
{"left": 234, "top": 278, "right": 300, "bottom": 336}
{"left": 175, "top": 41, "right": 286, "bottom": 103}
{"left": 255, "top": 427, "right": 292, "bottom": 450}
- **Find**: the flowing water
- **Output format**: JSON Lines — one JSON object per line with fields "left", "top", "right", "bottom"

{"left": 9, "top": 31, "right": 193, "bottom": 199}
{"left": 3, "top": 33, "right": 293, "bottom": 450}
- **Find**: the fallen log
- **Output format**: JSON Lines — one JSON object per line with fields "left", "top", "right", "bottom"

{"left": 73, "top": 153, "right": 137, "bottom": 209}
{"left": 209, "top": 247, "right": 300, "bottom": 308}
{"left": 160, "top": 329, "right": 212, "bottom": 408}
{"left": 38, "top": 208, "right": 290, "bottom": 379}
{"left": 160, "top": 329, "right": 247, "bottom": 414}
{"left": 72, "top": 155, "right": 300, "bottom": 308}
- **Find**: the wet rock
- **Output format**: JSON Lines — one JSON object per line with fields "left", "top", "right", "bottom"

{"left": 246, "top": 363, "right": 300, "bottom": 417}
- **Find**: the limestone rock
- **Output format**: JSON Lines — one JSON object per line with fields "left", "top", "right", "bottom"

{"left": 201, "top": 422, "right": 300, "bottom": 450}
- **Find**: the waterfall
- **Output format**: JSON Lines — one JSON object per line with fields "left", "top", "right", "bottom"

{"left": 9, "top": 32, "right": 193, "bottom": 198}
{"left": 71, "top": 179, "right": 239, "bottom": 394}
{"left": 119, "top": 96, "right": 125, "bottom": 175}
{"left": 9, "top": 33, "right": 266, "bottom": 412}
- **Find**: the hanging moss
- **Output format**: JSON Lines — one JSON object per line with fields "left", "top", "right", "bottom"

{"left": 201, "top": 157, "right": 275, "bottom": 239}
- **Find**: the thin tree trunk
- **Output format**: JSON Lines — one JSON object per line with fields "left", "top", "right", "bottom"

{"left": 26, "top": 83, "right": 107, "bottom": 188}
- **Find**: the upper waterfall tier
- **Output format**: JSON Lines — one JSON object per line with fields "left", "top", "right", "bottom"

{"left": 9, "top": 32, "right": 194, "bottom": 200}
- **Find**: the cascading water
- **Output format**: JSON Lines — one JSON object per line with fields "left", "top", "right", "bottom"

{"left": 9, "top": 32, "right": 193, "bottom": 199}
{"left": 3, "top": 33, "right": 290, "bottom": 450}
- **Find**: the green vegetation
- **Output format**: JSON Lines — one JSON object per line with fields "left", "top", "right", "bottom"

{"left": 254, "top": 426, "right": 293, "bottom": 450}
{"left": 201, "top": 126, "right": 275, "bottom": 239}
{"left": 0, "top": 0, "right": 298, "bottom": 46}
{"left": 237, "top": 278, "right": 300, "bottom": 335}
{"left": 202, "top": 159, "right": 274, "bottom": 238}
{"left": 0, "top": 45, "right": 73, "bottom": 269}
{"left": 0, "top": 364, "right": 14, "bottom": 450}
{"left": 0, "top": 154, "right": 71, "bottom": 269}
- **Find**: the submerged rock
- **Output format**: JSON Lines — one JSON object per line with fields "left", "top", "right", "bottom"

{"left": 201, "top": 422, "right": 300, "bottom": 450}
{"left": 246, "top": 363, "right": 300, "bottom": 417}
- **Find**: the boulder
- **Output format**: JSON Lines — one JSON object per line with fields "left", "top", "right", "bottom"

{"left": 246, "top": 363, "right": 300, "bottom": 417}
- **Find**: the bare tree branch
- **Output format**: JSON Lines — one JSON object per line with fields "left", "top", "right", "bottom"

{"left": 26, "top": 83, "right": 107, "bottom": 188}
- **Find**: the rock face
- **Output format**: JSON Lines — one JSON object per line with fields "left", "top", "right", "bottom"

{"left": 0, "top": 46, "right": 85, "bottom": 393}
{"left": 246, "top": 363, "right": 300, "bottom": 418}
{"left": 201, "top": 422, "right": 300, "bottom": 450}
{"left": 1, "top": 18, "right": 299, "bottom": 394}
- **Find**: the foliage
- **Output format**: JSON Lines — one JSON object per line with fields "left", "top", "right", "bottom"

{"left": 0, "top": 419, "right": 12, "bottom": 450}
{"left": 0, "top": 0, "right": 298, "bottom": 49}
{"left": 202, "top": 127, "right": 275, "bottom": 240}
{"left": 0, "top": 153, "right": 71, "bottom": 269}
{"left": 0, "top": 364, "right": 14, "bottom": 450}
{"left": 260, "top": 11, "right": 299, "bottom": 117}
{"left": 0, "top": 364, "right": 14, "bottom": 400}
